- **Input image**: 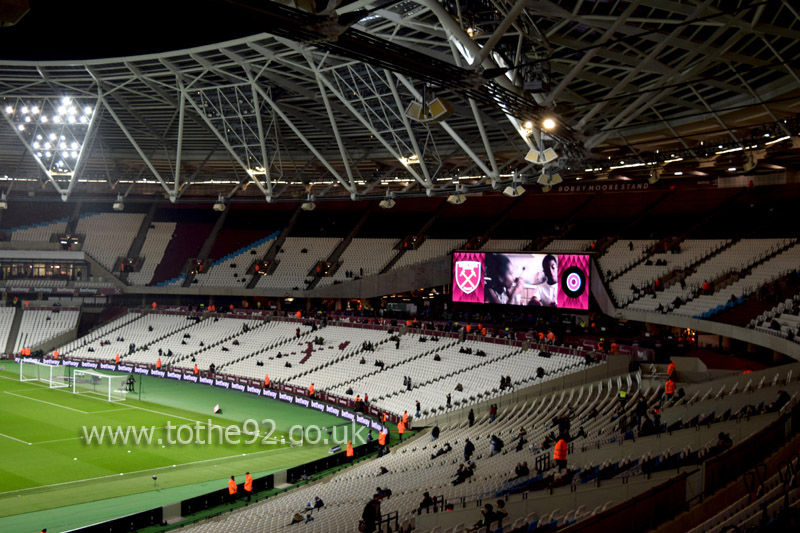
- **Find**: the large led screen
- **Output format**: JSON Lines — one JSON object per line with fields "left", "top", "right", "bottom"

{"left": 452, "top": 252, "right": 590, "bottom": 310}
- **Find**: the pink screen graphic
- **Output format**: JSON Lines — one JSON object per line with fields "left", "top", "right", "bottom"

{"left": 452, "top": 253, "right": 485, "bottom": 303}
{"left": 556, "top": 253, "right": 590, "bottom": 310}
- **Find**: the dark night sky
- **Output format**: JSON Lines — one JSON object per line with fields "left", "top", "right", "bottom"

{"left": 0, "top": 0, "right": 270, "bottom": 61}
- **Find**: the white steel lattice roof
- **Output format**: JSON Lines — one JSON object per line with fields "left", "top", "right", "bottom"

{"left": 0, "top": 0, "right": 798, "bottom": 204}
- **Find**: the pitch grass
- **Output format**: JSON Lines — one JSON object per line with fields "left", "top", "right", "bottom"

{"left": 0, "top": 363, "right": 376, "bottom": 521}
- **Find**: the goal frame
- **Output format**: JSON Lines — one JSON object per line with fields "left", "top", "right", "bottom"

{"left": 73, "top": 370, "right": 128, "bottom": 402}
{"left": 19, "top": 359, "right": 70, "bottom": 389}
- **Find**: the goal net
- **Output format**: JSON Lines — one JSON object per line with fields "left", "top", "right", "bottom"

{"left": 19, "top": 360, "right": 70, "bottom": 389}
{"left": 73, "top": 370, "right": 128, "bottom": 402}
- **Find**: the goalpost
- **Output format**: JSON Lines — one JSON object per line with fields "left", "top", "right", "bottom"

{"left": 73, "top": 370, "right": 128, "bottom": 402}
{"left": 19, "top": 360, "right": 71, "bottom": 389}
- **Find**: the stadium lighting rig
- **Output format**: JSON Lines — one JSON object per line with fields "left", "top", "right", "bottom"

{"left": 3, "top": 97, "right": 94, "bottom": 178}
{"left": 379, "top": 190, "right": 396, "bottom": 209}
{"left": 502, "top": 172, "right": 525, "bottom": 198}
{"left": 213, "top": 194, "right": 226, "bottom": 212}
{"left": 301, "top": 194, "right": 316, "bottom": 211}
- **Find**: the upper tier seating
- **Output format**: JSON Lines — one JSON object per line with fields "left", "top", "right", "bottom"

{"left": 195, "top": 235, "right": 276, "bottom": 288}
{"left": 677, "top": 243, "right": 800, "bottom": 318}
{"left": 597, "top": 240, "right": 655, "bottom": 278}
{"left": 256, "top": 238, "right": 341, "bottom": 290}
{"left": 610, "top": 239, "right": 729, "bottom": 306}
{"left": 626, "top": 239, "right": 795, "bottom": 313}
{"left": 127, "top": 222, "right": 176, "bottom": 286}
{"left": 391, "top": 239, "right": 466, "bottom": 270}
{"left": 480, "top": 239, "right": 530, "bottom": 252}
{"left": 316, "top": 238, "right": 398, "bottom": 288}
{"left": 76, "top": 213, "right": 145, "bottom": 271}
{"left": 750, "top": 293, "right": 800, "bottom": 341}
{"left": 544, "top": 239, "right": 593, "bottom": 252}
{"left": 9, "top": 218, "right": 69, "bottom": 243}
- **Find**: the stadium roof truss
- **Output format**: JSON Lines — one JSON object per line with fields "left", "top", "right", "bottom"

{"left": 0, "top": 0, "right": 798, "bottom": 203}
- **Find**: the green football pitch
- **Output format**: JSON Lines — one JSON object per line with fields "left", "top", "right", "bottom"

{"left": 0, "top": 362, "right": 378, "bottom": 532}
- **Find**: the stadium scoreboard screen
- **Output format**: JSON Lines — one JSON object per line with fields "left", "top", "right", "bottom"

{"left": 451, "top": 252, "right": 590, "bottom": 311}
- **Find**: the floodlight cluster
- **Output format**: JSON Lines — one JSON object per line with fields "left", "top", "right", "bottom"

{"left": 4, "top": 97, "right": 94, "bottom": 174}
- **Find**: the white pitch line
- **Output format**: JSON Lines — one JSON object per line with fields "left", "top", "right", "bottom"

{"left": 0, "top": 442, "right": 297, "bottom": 496}
{"left": 4, "top": 391, "right": 88, "bottom": 414}
{"left": 0, "top": 431, "right": 31, "bottom": 445}
{"left": 30, "top": 436, "right": 84, "bottom": 445}
{"left": 74, "top": 387, "right": 233, "bottom": 425}
{"left": 90, "top": 407, "right": 134, "bottom": 414}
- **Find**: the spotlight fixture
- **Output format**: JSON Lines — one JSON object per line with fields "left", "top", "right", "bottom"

{"left": 301, "top": 194, "right": 316, "bottom": 211}
{"left": 446, "top": 185, "right": 467, "bottom": 205}
{"left": 502, "top": 172, "right": 525, "bottom": 197}
{"left": 446, "top": 193, "right": 466, "bottom": 205}
{"left": 112, "top": 194, "right": 124, "bottom": 212}
{"left": 525, "top": 147, "right": 558, "bottom": 165}
{"left": 537, "top": 170, "right": 563, "bottom": 187}
{"left": 542, "top": 117, "right": 556, "bottom": 130}
{"left": 379, "top": 191, "right": 396, "bottom": 209}
{"left": 503, "top": 184, "right": 525, "bottom": 198}
{"left": 213, "top": 194, "right": 226, "bottom": 212}
{"left": 405, "top": 97, "right": 453, "bottom": 124}
{"left": 648, "top": 167, "right": 662, "bottom": 185}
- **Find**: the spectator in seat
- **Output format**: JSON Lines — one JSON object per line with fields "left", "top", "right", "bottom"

{"left": 495, "top": 499, "right": 508, "bottom": 528}
{"left": 361, "top": 496, "right": 381, "bottom": 533}
{"left": 464, "top": 438, "right": 475, "bottom": 461}
{"left": 418, "top": 492, "right": 434, "bottom": 514}
{"left": 716, "top": 432, "right": 733, "bottom": 450}
{"left": 469, "top": 503, "right": 497, "bottom": 532}
{"left": 431, "top": 442, "right": 452, "bottom": 459}
{"left": 313, "top": 496, "right": 324, "bottom": 512}
{"left": 489, "top": 435, "right": 503, "bottom": 456}
{"left": 767, "top": 390, "right": 791, "bottom": 412}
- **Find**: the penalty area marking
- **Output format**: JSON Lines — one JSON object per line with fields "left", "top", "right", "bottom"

{"left": 0, "top": 431, "right": 31, "bottom": 445}
{"left": 4, "top": 391, "right": 88, "bottom": 414}
{"left": 0, "top": 441, "right": 300, "bottom": 497}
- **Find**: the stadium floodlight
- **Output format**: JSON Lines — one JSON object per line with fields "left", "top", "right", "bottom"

{"left": 503, "top": 184, "right": 525, "bottom": 197}
{"left": 447, "top": 193, "right": 466, "bottom": 205}
{"left": 73, "top": 370, "right": 128, "bottom": 402}
{"left": 537, "top": 170, "right": 563, "bottom": 187}
{"left": 20, "top": 360, "right": 70, "bottom": 388}
{"left": 301, "top": 194, "right": 316, "bottom": 211}
{"left": 446, "top": 185, "right": 467, "bottom": 205}
{"left": 213, "top": 194, "right": 226, "bottom": 212}
{"left": 379, "top": 190, "right": 396, "bottom": 209}
{"left": 525, "top": 147, "right": 558, "bottom": 165}
{"left": 112, "top": 193, "right": 125, "bottom": 211}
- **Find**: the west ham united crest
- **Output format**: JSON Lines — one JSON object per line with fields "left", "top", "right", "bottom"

{"left": 455, "top": 261, "right": 481, "bottom": 294}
